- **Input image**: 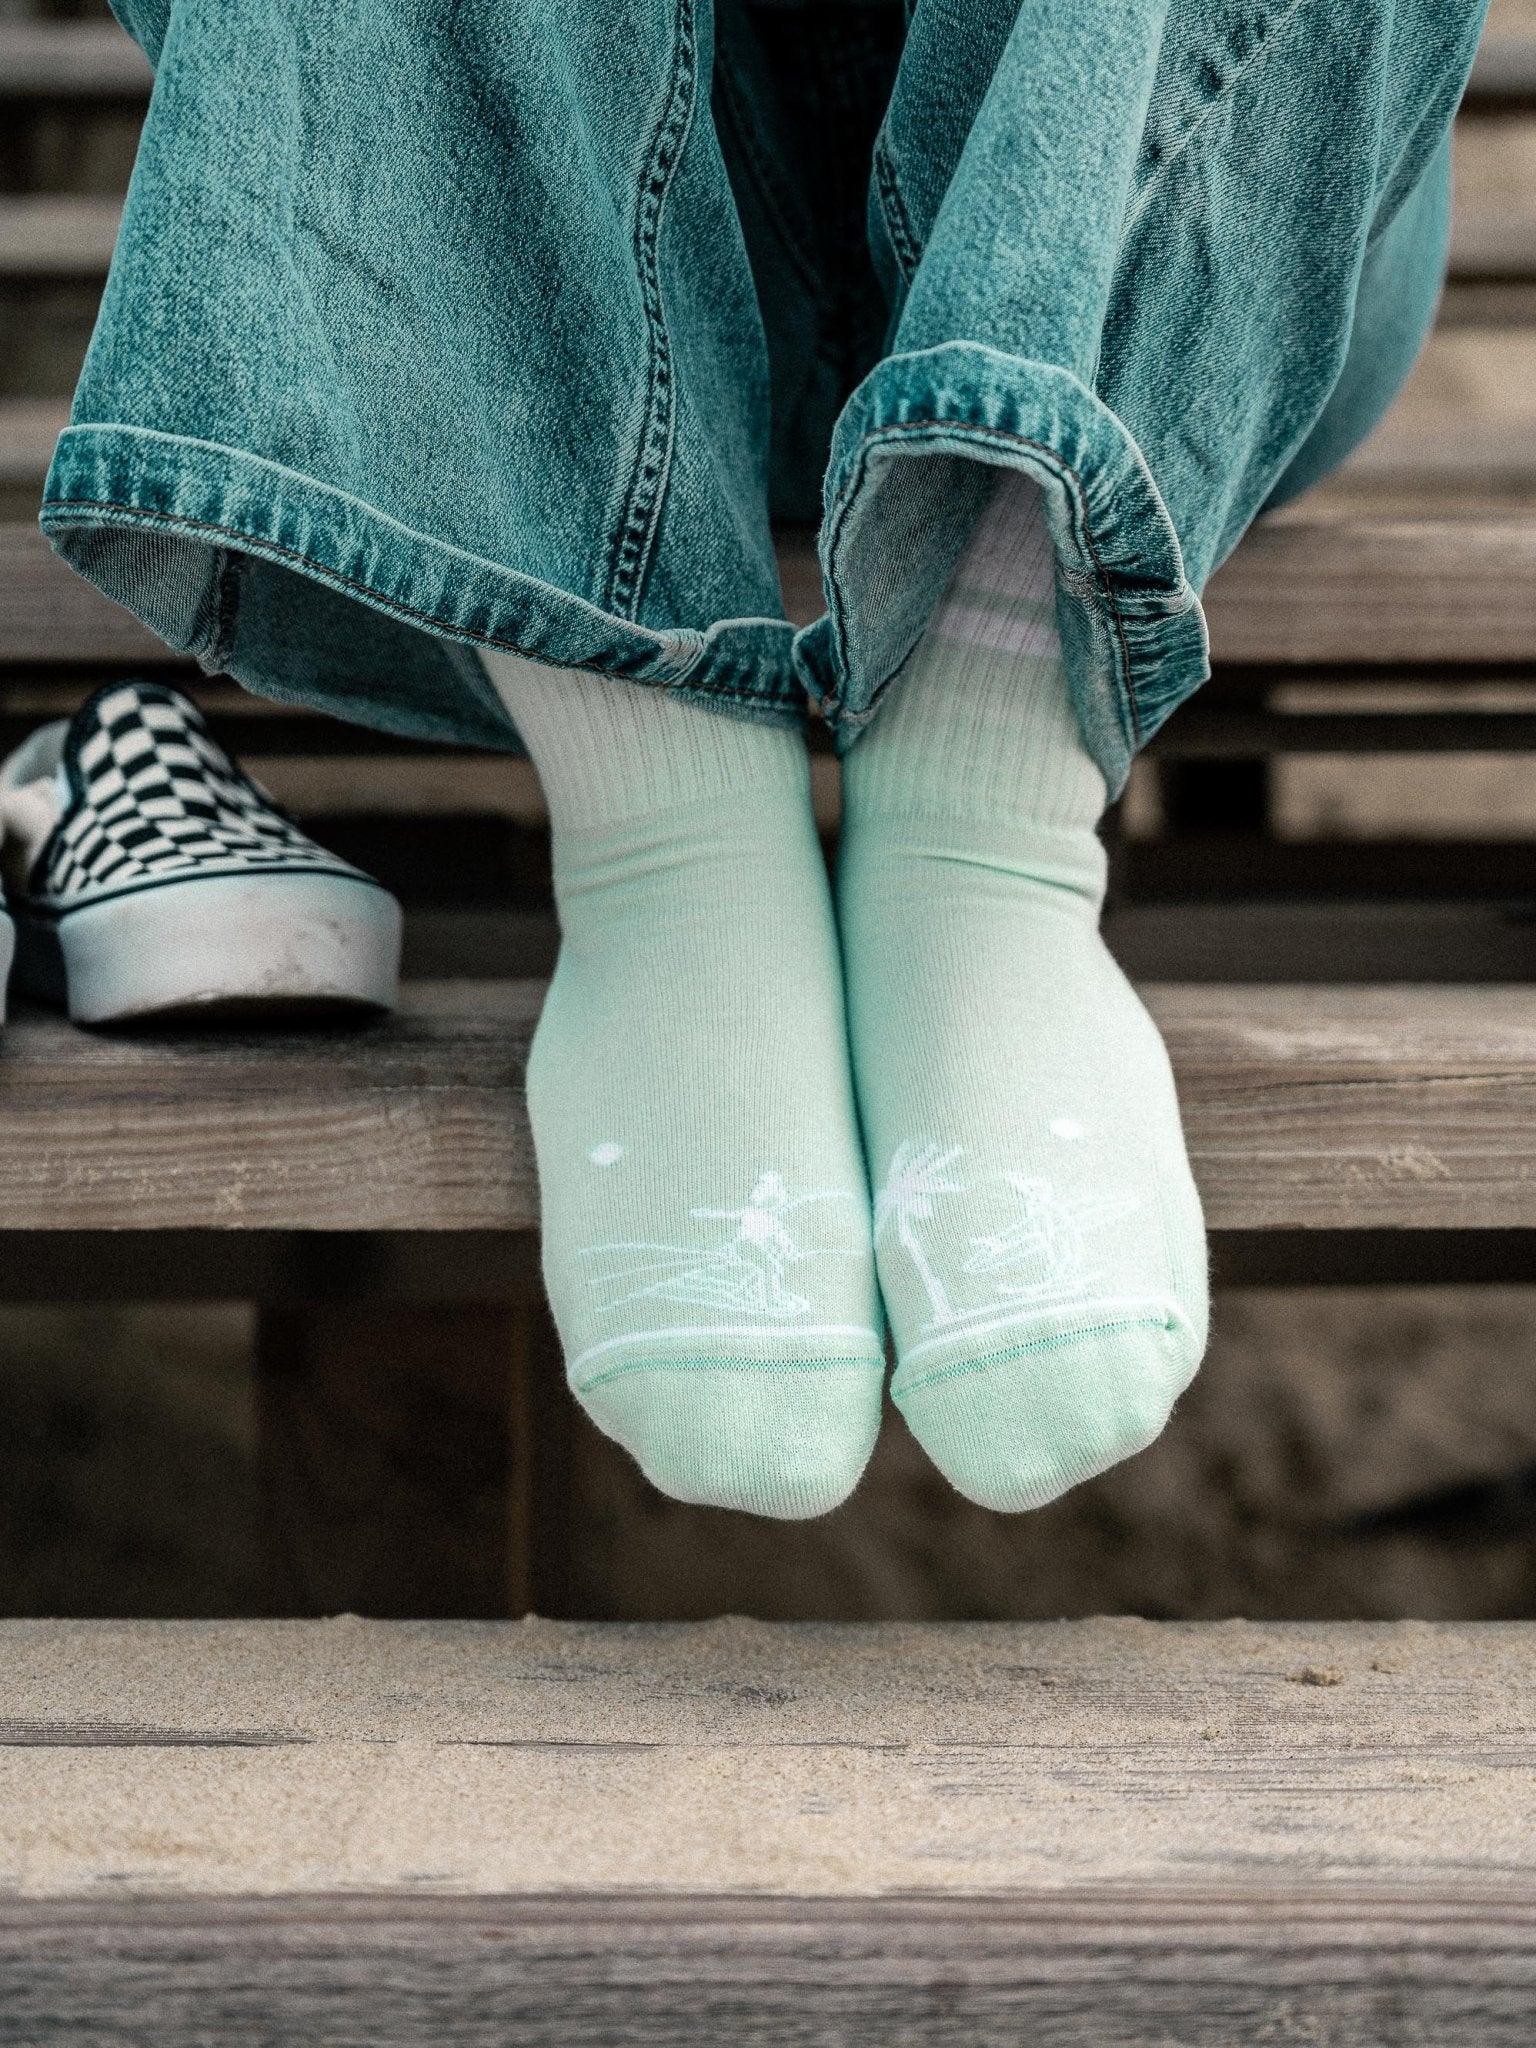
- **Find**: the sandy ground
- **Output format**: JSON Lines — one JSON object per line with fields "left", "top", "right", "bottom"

{"left": 4, "top": 1613, "right": 1536, "bottom": 1896}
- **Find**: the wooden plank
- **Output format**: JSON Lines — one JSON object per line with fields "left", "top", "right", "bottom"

{"left": 1, "top": 1618, "right": 1534, "bottom": 2045}
{"left": 0, "top": 980, "right": 1531, "bottom": 1230}
{"left": 404, "top": 898, "right": 1536, "bottom": 987}
{"left": 1202, "top": 515, "right": 1536, "bottom": 665}
{"left": 1155, "top": 707, "right": 1536, "bottom": 752}
{"left": 1340, "top": 327, "right": 1536, "bottom": 489}
{"left": 0, "top": 197, "right": 122, "bottom": 280}
{"left": 5, "top": 1891, "right": 1536, "bottom": 2048}
{"left": 1105, "top": 898, "right": 1536, "bottom": 984}
{"left": 0, "top": 979, "right": 540, "bottom": 1233}
{"left": 11, "top": 519, "right": 1536, "bottom": 670}
{"left": 1118, "top": 833, "right": 1536, "bottom": 900}
{"left": 0, "top": 22, "right": 152, "bottom": 99}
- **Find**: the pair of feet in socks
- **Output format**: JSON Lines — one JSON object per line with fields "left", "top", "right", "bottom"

{"left": 484, "top": 478, "right": 1208, "bottom": 1518}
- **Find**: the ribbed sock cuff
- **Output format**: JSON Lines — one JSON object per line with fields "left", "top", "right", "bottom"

{"left": 480, "top": 650, "right": 809, "bottom": 832}
{"left": 845, "top": 472, "right": 1107, "bottom": 832}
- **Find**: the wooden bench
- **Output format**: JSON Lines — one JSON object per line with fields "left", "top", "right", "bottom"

{"left": 2, "top": 1614, "right": 1533, "bottom": 2046}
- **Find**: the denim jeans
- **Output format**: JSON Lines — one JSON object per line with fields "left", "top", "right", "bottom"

{"left": 44, "top": 0, "right": 1486, "bottom": 792}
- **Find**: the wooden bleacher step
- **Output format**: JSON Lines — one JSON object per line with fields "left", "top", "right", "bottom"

{"left": 1, "top": 1615, "right": 1532, "bottom": 2045}
{"left": 0, "top": 979, "right": 1530, "bottom": 1231}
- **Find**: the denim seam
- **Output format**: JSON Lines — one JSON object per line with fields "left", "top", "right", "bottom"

{"left": 871, "top": 132, "right": 922, "bottom": 283}
{"left": 43, "top": 494, "right": 803, "bottom": 713}
{"left": 605, "top": 0, "right": 699, "bottom": 622}
{"left": 895, "top": 1314, "right": 1175, "bottom": 1399}
{"left": 576, "top": 1353, "right": 883, "bottom": 1394}
{"left": 1120, "top": 0, "right": 1311, "bottom": 248}
{"left": 823, "top": 418, "right": 1141, "bottom": 752}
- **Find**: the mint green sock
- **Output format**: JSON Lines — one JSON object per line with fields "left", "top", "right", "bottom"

{"left": 481, "top": 651, "right": 884, "bottom": 1519}
{"left": 837, "top": 474, "right": 1208, "bottom": 1512}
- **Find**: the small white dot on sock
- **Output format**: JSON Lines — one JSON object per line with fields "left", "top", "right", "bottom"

{"left": 1049, "top": 1118, "right": 1085, "bottom": 1142}
{"left": 589, "top": 1142, "right": 625, "bottom": 1167}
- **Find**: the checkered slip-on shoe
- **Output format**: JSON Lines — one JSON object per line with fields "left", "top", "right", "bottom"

{"left": 0, "top": 680, "right": 402, "bottom": 1025}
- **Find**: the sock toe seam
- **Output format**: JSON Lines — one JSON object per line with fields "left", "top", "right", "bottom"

{"left": 576, "top": 1352, "right": 886, "bottom": 1395}
{"left": 893, "top": 1311, "right": 1179, "bottom": 1401}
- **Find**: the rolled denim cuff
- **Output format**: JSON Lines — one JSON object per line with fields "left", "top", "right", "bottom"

{"left": 797, "top": 343, "right": 1210, "bottom": 797}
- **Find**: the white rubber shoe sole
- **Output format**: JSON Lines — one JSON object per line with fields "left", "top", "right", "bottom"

{"left": 13, "top": 872, "right": 402, "bottom": 1026}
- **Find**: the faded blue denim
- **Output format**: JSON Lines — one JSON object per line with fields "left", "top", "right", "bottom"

{"left": 44, "top": 0, "right": 1486, "bottom": 792}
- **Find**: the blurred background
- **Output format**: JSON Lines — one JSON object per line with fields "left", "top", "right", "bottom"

{"left": 2, "top": 0, "right": 1535, "bottom": 1624}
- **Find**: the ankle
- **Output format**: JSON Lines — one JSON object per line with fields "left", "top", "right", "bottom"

{"left": 480, "top": 649, "right": 810, "bottom": 833}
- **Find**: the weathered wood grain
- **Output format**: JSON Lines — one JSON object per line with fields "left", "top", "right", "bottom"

{"left": 0, "top": 980, "right": 1531, "bottom": 1231}
{"left": 0, "top": 980, "right": 541, "bottom": 1232}
{"left": 2, "top": 1616, "right": 1532, "bottom": 1891}
{"left": 10, "top": 517, "right": 1536, "bottom": 668}
{"left": 3, "top": 1889, "right": 1535, "bottom": 2048}
{"left": 1, "top": 1618, "right": 1534, "bottom": 2044}
{"left": 1201, "top": 515, "right": 1536, "bottom": 666}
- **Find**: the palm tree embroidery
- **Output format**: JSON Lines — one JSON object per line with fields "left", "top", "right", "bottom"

{"left": 581, "top": 1170, "right": 859, "bottom": 1318}
{"left": 963, "top": 1172, "right": 1141, "bottom": 1305}
{"left": 873, "top": 1141, "right": 968, "bottom": 1330}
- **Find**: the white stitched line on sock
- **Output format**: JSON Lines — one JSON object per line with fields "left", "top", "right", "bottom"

{"left": 568, "top": 1323, "right": 885, "bottom": 1377}
{"left": 894, "top": 1296, "right": 1179, "bottom": 1371}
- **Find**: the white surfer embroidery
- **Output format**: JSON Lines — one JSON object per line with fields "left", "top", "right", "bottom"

{"left": 875, "top": 1139, "right": 1140, "bottom": 1334}
{"left": 581, "top": 1168, "right": 862, "bottom": 1319}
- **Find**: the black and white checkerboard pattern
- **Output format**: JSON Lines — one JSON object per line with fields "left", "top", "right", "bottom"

{"left": 33, "top": 682, "right": 371, "bottom": 909}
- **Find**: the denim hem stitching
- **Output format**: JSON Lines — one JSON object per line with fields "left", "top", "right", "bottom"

{"left": 42, "top": 494, "right": 805, "bottom": 715}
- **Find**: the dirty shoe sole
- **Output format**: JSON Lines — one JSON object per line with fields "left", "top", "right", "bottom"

{"left": 15, "top": 871, "right": 402, "bottom": 1025}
